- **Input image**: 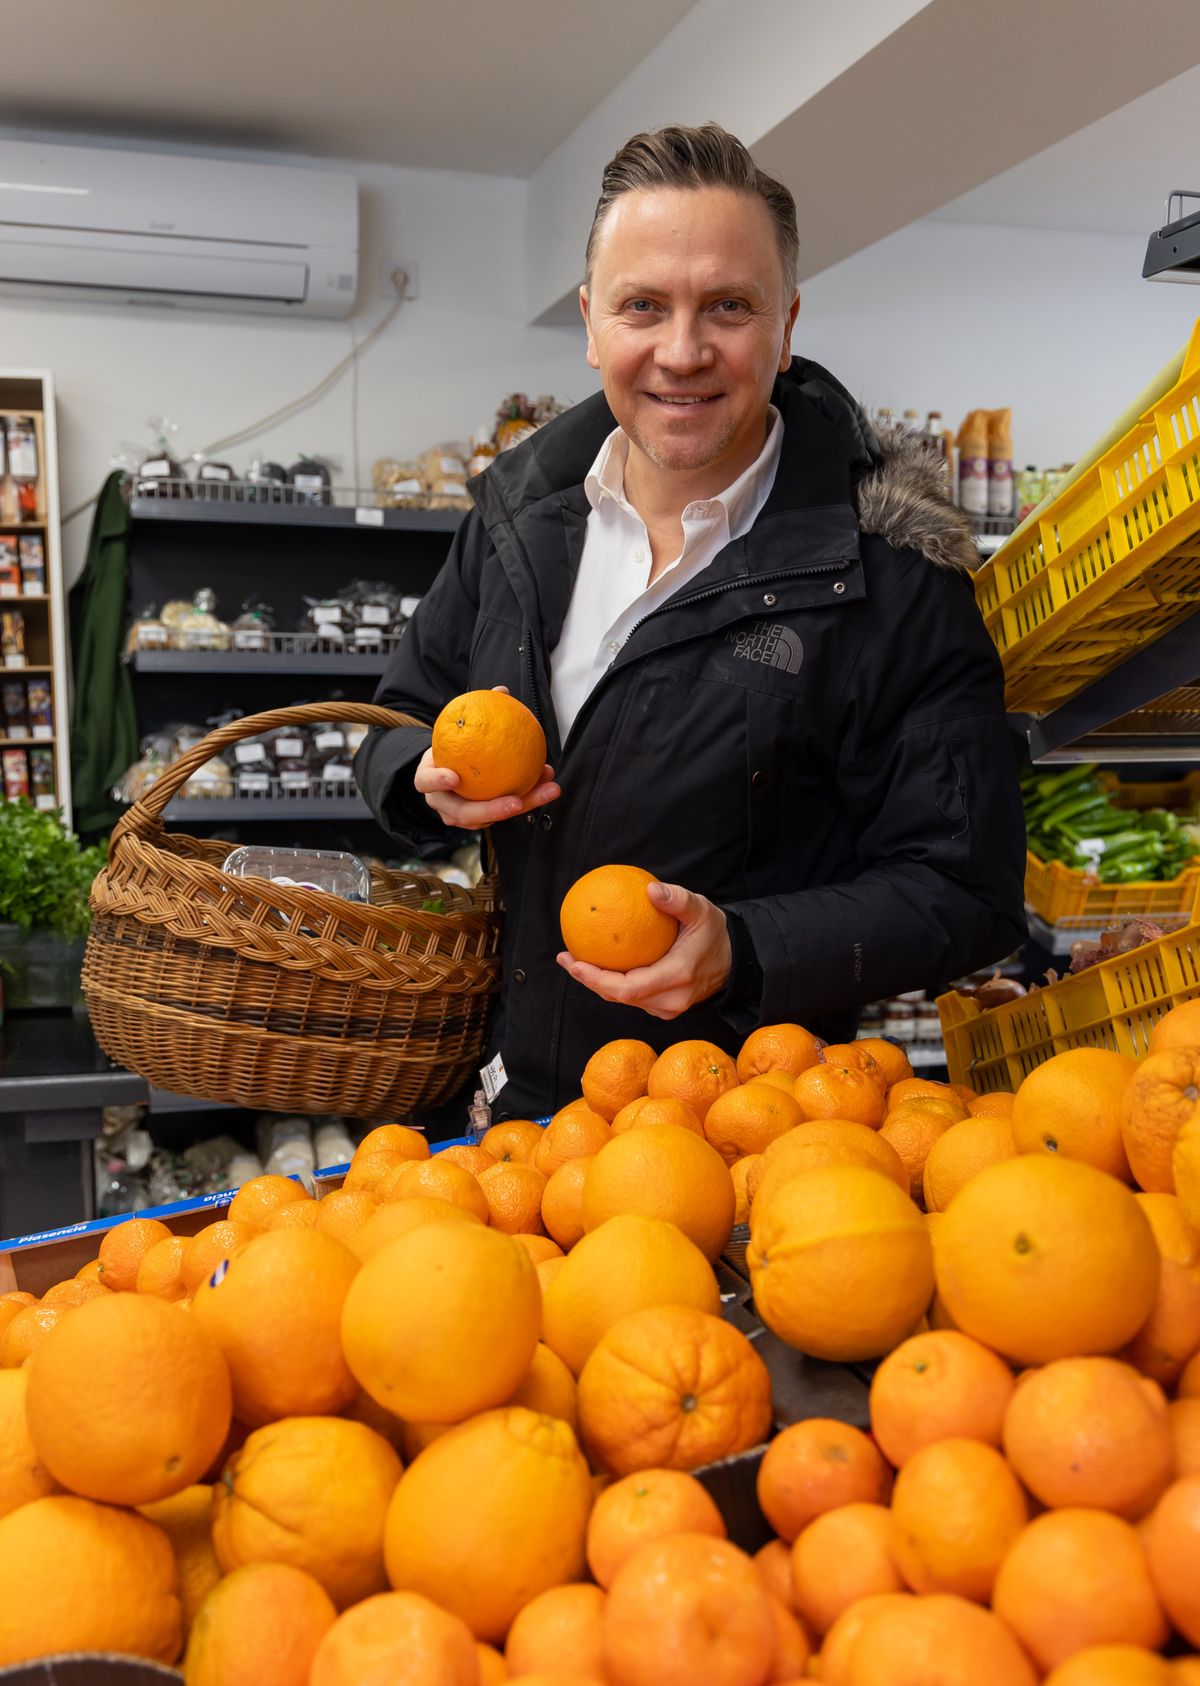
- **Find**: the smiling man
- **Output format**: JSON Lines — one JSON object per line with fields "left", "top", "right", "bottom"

{"left": 356, "top": 123, "right": 1026, "bottom": 1121}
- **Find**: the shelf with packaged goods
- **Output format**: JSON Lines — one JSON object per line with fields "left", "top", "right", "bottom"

{"left": 1019, "top": 610, "right": 1200, "bottom": 763}
{"left": 160, "top": 791, "right": 368, "bottom": 822}
{"left": 0, "top": 735, "right": 54, "bottom": 749}
{"left": 130, "top": 647, "right": 395, "bottom": 677}
{"left": 129, "top": 493, "right": 465, "bottom": 535}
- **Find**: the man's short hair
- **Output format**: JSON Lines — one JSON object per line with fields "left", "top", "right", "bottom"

{"left": 585, "top": 122, "right": 799, "bottom": 296}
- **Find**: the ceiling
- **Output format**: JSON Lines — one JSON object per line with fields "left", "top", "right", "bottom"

{"left": 0, "top": 0, "right": 698, "bottom": 175}
{"left": 930, "top": 58, "right": 1200, "bottom": 238}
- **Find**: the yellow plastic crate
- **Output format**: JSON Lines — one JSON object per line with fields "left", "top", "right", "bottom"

{"left": 975, "top": 317, "right": 1200, "bottom": 715}
{"left": 1024, "top": 850, "right": 1200, "bottom": 928}
{"left": 937, "top": 895, "right": 1200, "bottom": 1092}
{"left": 1109, "top": 769, "right": 1200, "bottom": 811}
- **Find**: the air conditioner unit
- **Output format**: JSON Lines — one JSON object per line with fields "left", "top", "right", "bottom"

{"left": 0, "top": 140, "right": 359, "bottom": 318}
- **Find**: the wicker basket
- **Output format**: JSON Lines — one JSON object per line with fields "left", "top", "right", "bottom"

{"left": 82, "top": 702, "right": 502, "bottom": 1118}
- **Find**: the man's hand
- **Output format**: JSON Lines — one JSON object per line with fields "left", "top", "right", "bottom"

{"left": 416, "top": 685, "right": 560, "bottom": 828}
{"left": 556, "top": 879, "right": 732, "bottom": 1021}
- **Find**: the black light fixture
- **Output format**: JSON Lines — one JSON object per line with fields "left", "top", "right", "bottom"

{"left": 1144, "top": 191, "right": 1200, "bottom": 282}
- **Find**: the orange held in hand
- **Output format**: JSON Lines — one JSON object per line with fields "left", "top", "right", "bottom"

{"left": 431, "top": 688, "right": 547, "bottom": 801}
{"left": 560, "top": 865, "right": 678, "bottom": 972}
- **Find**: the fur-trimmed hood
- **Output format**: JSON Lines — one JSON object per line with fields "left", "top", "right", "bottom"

{"left": 857, "top": 425, "right": 981, "bottom": 574}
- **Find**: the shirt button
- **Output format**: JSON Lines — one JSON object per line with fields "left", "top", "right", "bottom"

{"left": 540, "top": 813, "right": 553, "bottom": 831}
{"left": 634, "top": 548, "right": 645, "bottom": 564}
{"left": 513, "top": 968, "right": 527, "bottom": 984}
{"left": 608, "top": 640, "right": 621, "bottom": 655}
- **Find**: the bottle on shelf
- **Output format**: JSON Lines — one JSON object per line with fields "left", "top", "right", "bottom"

{"left": 901, "top": 408, "right": 921, "bottom": 435}
{"left": 875, "top": 406, "right": 894, "bottom": 434}
{"left": 987, "top": 408, "right": 1014, "bottom": 520}
{"left": 956, "top": 410, "right": 990, "bottom": 517}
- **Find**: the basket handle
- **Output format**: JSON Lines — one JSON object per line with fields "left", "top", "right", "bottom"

{"left": 111, "top": 701, "right": 431, "bottom": 844}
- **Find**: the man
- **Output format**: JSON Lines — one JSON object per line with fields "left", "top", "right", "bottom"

{"left": 356, "top": 123, "right": 1026, "bottom": 1120}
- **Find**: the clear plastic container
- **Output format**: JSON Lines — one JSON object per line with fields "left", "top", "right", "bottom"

{"left": 222, "top": 844, "right": 371, "bottom": 903}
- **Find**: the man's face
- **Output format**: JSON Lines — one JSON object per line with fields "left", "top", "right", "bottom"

{"left": 580, "top": 186, "right": 799, "bottom": 481}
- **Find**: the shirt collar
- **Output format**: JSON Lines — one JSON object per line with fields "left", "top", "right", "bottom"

{"left": 584, "top": 404, "right": 782, "bottom": 536}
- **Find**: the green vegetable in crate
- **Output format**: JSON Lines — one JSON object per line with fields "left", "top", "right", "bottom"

{"left": 1021, "top": 766, "right": 1196, "bottom": 883}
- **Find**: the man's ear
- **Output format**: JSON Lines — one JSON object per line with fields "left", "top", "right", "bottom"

{"left": 580, "top": 285, "right": 600, "bottom": 371}
{"left": 779, "top": 290, "right": 801, "bottom": 371}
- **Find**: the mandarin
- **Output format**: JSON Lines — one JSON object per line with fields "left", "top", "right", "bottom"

{"left": 647, "top": 1038, "right": 739, "bottom": 1123}
{"left": 354, "top": 1122, "right": 431, "bottom": 1162}
{"left": 703, "top": 1082, "right": 804, "bottom": 1165}
{"left": 993, "top": 1508, "right": 1168, "bottom": 1670}
{"left": 602, "top": 1531, "right": 775, "bottom": 1686}
{"left": 384, "top": 1406, "right": 591, "bottom": 1643}
{"left": 377, "top": 1156, "right": 490, "bottom": 1222}
{"left": 1174, "top": 1112, "right": 1200, "bottom": 1231}
{"left": 749, "top": 1068, "right": 798, "bottom": 1095}
{"left": 506, "top": 1583, "right": 606, "bottom": 1679}
{"left": 790, "top": 1502, "right": 902, "bottom": 1634}
{"left": 532, "top": 1106, "right": 611, "bottom": 1177}
{"left": 1125, "top": 1049, "right": 1200, "bottom": 1193}
{"left": 1148, "top": 999, "right": 1200, "bottom": 1056}
{"left": 887, "top": 1077, "right": 960, "bottom": 1108}
{"left": 192, "top": 1227, "right": 358, "bottom": 1425}
{"left": 819, "top": 1043, "right": 888, "bottom": 1090}
{"left": 967, "top": 1089, "right": 1016, "bottom": 1117}
{"left": 435, "top": 1143, "right": 496, "bottom": 1177}
{"left": 869, "top": 1328, "right": 1015, "bottom": 1466}
{"left": 767, "top": 1593, "right": 812, "bottom": 1679}
{"left": 0, "top": 1494, "right": 181, "bottom": 1668}
{"left": 794, "top": 1064, "right": 885, "bottom": 1127}
{"left": 507, "top": 1342, "right": 577, "bottom": 1427}
{"left": 181, "top": 1221, "right": 255, "bottom": 1295}
{"left": 139, "top": 1483, "right": 220, "bottom": 1634}
{"left": 560, "top": 864, "right": 678, "bottom": 971}
{"left": 880, "top": 1107, "right": 954, "bottom": 1200}
{"left": 843, "top": 1592, "right": 1037, "bottom": 1686}
{"left": 541, "top": 1212, "right": 719, "bottom": 1375}
{"left": 761, "top": 1118, "right": 907, "bottom": 1186}
{"left": 756, "top": 1417, "right": 891, "bottom": 1543}
{"left": 748, "top": 1164, "right": 934, "bottom": 1361}
{"left": 26, "top": 1292, "right": 231, "bottom": 1506}
{"left": 432, "top": 688, "right": 546, "bottom": 800}
{"left": 582, "top": 1039, "right": 658, "bottom": 1122}
{"left": 541, "top": 1156, "right": 593, "bottom": 1249}
{"left": 344, "top": 1149, "right": 421, "bottom": 1196}
{"left": 342, "top": 1221, "right": 539, "bottom": 1422}
{"left": 731, "top": 1154, "right": 759, "bottom": 1223}
{"left": 610, "top": 1094, "right": 702, "bottom": 1135}
{"left": 136, "top": 1235, "right": 190, "bottom": 1301}
{"left": 214, "top": 1415, "right": 401, "bottom": 1609}
{"left": 586, "top": 1467, "right": 725, "bottom": 1589}
{"left": 349, "top": 1194, "right": 482, "bottom": 1261}
{"left": 309, "top": 1588, "right": 479, "bottom": 1686}
{"left": 855, "top": 1037, "right": 914, "bottom": 1088}
{"left": 751, "top": 1135, "right": 906, "bottom": 1210}
{"left": 268, "top": 1200, "right": 321, "bottom": 1232}
{"left": 735, "top": 1023, "right": 824, "bottom": 1083}
{"left": 1145, "top": 1475, "right": 1200, "bottom": 1645}
{"left": 97, "top": 1214, "right": 173, "bottom": 1291}
{"left": 922, "top": 1115, "right": 1017, "bottom": 1212}
{"left": 1, "top": 1302, "right": 65, "bottom": 1368}
{"left": 577, "top": 1305, "right": 772, "bottom": 1476}
{"left": 754, "top": 1538, "right": 797, "bottom": 1611}
{"left": 580, "top": 1122, "right": 735, "bottom": 1261}
{"left": 1123, "top": 1192, "right": 1200, "bottom": 1386}
{"left": 934, "top": 1155, "right": 1160, "bottom": 1364}
{"left": 513, "top": 1233, "right": 563, "bottom": 1264}
{"left": 814, "top": 1593, "right": 914, "bottom": 1686}
{"left": 478, "top": 1161, "right": 548, "bottom": 1234}
{"left": 890, "top": 1437, "right": 1027, "bottom": 1602}
{"left": 184, "top": 1561, "right": 336, "bottom": 1686}
{"left": 1012, "top": 1047, "right": 1137, "bottom": 1180}
{"left": 40, "top": 1278, "right": 108, "bottom": 1308}
{"left": 1043, "top": 1649, "right": 1175, "bottom": 1686}
{"left": 226, "top": 1174, "right": 311, "bottom": 1231}
{"left": 312, "top": 1188, "right": 380, "bottom": 1249}
{"left": 0, "top": 1369, "right": 58, "bottom": 1518}
{"left": 482, "top": 1119, "right": 545, "bottom": 1163}
{"left": 74, "top": 1258, "right": 104, "bottom": 1284}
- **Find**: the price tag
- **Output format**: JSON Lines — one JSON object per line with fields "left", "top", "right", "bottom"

{"left": 355, "top": 507, "right": 385, "bottom": 528}
{"left": 31, "top": 725, "right": 52, "bottom": 741}
{"left": 480, "top": 1052, "right": 508, "bottom": 1104}
{"left": 361, "top": 603, "right": 391, "bottom": 625}
{"left": 235, "top": 742, "right": 267, "bottom": 765}
{"left": 0, "top": 584, "right": 17, "bottom": 598}
{"left": 35, "top": 794, "right": 56, "bottom": 812}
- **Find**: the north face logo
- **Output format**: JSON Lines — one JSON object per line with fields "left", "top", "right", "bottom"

{"left": 728, "top": 621, "right": 804, "bottom": 675}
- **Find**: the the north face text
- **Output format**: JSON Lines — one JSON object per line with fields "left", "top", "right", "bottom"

{"left": 728, "top": 621, "right": 804, "bottom": 675}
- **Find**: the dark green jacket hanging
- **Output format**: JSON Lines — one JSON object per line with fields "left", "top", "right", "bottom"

{"left": 69, "top": 472, "right": 136, "bottom": 837}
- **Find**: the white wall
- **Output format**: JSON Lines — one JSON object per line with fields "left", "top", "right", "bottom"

{"left": 1, "top": 151, "right": 597, "bottom": 586}
{"left": 794, "top": 217, "right": 1199, "bottom": 471}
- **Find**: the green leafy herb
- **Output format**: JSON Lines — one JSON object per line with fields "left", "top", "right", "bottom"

{"left": 0, "top": 800, "right": 107, "bottom": 937}
{"left": 420, "top": 896, "right": 446, "bottom": 915}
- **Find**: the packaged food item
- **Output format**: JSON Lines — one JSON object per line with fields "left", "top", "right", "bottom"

{"left": 314, "top": 1119, "right": 356, "bottom": 1169}
{"left": 258, "top": 1116, "right": 316, "bottom": 1185}
{"left": 232, "top": 734, "right": 274, "bottom": 796}
{"left": 343, "top": 721, "right": 369, "bottom": 758}
{"left": 372, "top": 459, "right": 425, "bottom": 509}
{"left": 230, "top": 598, "right": 275, "bottom": 652}
{"left": 7, "top": 417, "right": 40, "bottom": 522}
{"left": 956, "top": 410, "right": 990, "bottom": 517}
{"left": 223, "top": 844, "right": 371, "bottom": 902}
{"left": 987, "top": 408, "right": 1013, "bottom": 519}
{"left": 1016, "top": 466, "right": 1044, "bottom": 522}
{"left": 180, "top": 755, "right": 234, "bottom": 799}
{"left": 266, "top": 725, "right": 310, "bottom": 763}
{"left": 3, "top": 747, "right": 29, "bottom": 800}
{"left": 167, "top": 588, "right": 230, "bottom": 652}
{"left": 467, "top": 429, "right": 497, "bottom": 478}
{"left": 419, "top": 446, "right": 469, "bottom": 509}
{"left": 18, "top": 534, "right": 45, "bottom": 595}
{"left": 169, "top": 722, "right": 209, "bottom": 758}
{"left": 300, "top": 597, "right": 347, "bottom": 647}
{"left": 124, "top": 604, "right": 171, "bottom": 656}
{"left": 2, "top": 678, "right": 27, "bottom": 737}
{"left": 28, "top": 746, "right": 55, "bottom": 810}
{"left": 113, "top": 744, "right": 165, "bottom": 804}
{"left": 25, "top": 676, "right": 52, "bottom": 738}
{"left": 194, "top": 460, "right": 238, "bottom": 500}
{"left": 1, "top": 609, "right": 25, "bottom": 667}
{"left": 494, "top": 397, "right": 538, "bottom": 454}
{"left": 245, "top": 458, "right": 288, "bottom": 504}
{"left": 287, "top": 455, "right": 333, "bottom": 507}
{"left": 134, "top": 443, "right": 187, "bottom": 499}
{"left": 0, "top": 534, "right": 19, "bottom": 597}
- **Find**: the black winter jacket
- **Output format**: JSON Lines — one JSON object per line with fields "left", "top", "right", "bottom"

{"left": 356, "top": 358, "right": 1027, "bottom": 1118}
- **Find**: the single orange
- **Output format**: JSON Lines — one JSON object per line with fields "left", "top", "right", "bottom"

{"left": 25, "top": 1291, "right": 231, "bottom": 1505}
{"left": 791, "top": 1502, "right": 903, "bottom": 1635}
{"left": 819, "top": 1043, "right": 888, "bottom": 1091}
{"left": 610, "top": 1094, "right": 703, "bottom": 1135}
{"left": 967, "top": 1090, "right": 1016, "bottom": 1118}
{"left": 582, "top": 1039, "right": 658, "bottom": 1122}
{"left": 482, "top": 1119, "right": 545, "bottom": 1163}
{"left": 0, "top": 1303, "right": 67, "bottom": 1368}
{"left": 1145, "top": 1474, "right": 1200, "bottom": 1645}
{"left": 353, "top": 1122, "right": 431, "bottom": 1162}
{"left": 384, "top": 1407, "right": 592, "bottom": 1643}
{"left": 506, "top": 1342, "right": 577, "bottom": 1427}
{"left": 736, "top": 1023, "right": 824, "bottom": 1083}
{"left": 887, "top": 1077, "right": 961, "bottom": 1108}
{"left": 1123, "top": 1192, "right": 1200, "bottom": 1386}
{"left": 214, "top": 1415, "right": 402, "bottom": 1610}
{"left": 751, "top": 1129, "right": 907, "bottom": 1209}
{"left": 506, "top": 1582, "right": 606, "bottom": 1679}
{"left": 731, "top": 1154, "right": 759, "bottom": 1223}
{"left": 310, "top": 1588, "right": 479, "bottom": 1685}
{"left": 0, "top": 1291, "right": 36, "bottom": 1350}
{"left": 814, "top": 1592, "right": 913, "bottom": 1686}
{"left": 435, "top": 1143, "right": 496, "bottom": 1177}
{"left": 1147, "top": 999, "right": 1200, "bottom": 1056}
{"left": 577, "top": 1305, "right": 772, "bottom": 1476}
{"left": 536, "top": 1255, "right": 568, "bottom": 1295}
{"left": 1012, "top": 1047, "right": 1137, "bottom": 1181}
{"left": 268, "top": 1200, "right": 321, "bottom": 1232}
{"left": 97, "top": 1215, "right": 173, "bottom": 1291}
{"left": 182, "top": 1220, "right": 256, "bottom": 1295}
{"left": 478, "top": 1161, "right": 548, "bottom": 1234}
{"left": 432, "top": 688, "right": 546, "bottom": 801}
{"left": 40, "top": 1278, "right": 108, "bottom": 1308}
{"left": 0, "top": 1369, "right": 59, "bottom": 1519}
{"left": 855, "top": 1038, "right": 915, "bottom": 1089}
{"left": 580, "top": 1123, "right": 736, "bottom": 1261}
{"left": 313, "top": 1189, "right": 380, "bottom": 1249}
{"left": 192, "top": 1227, "right": 359, "bottom": 1425}
{"left": 560, "top": 864, "right": 678, "bottom": 971}
{"left": 73, "top": 1259, "right": 104, "bottom": 1284}
{"left": 532, "top": 1106, "right": 611, "bottom": 1178}
{"left": 350, "top": 1194, "right": 482, "bottom": 1260}
{"left": 184, "top": 1560, "right": 337, "bottom": 1686}
{"left": 756, "top": 1418, "right": 891, "bottom": 1542}
{"left": 135, "top": 1235, "right": 190, "bottom": 1301}
{"left": 794, "top": 1064, "right": 885, "bottom": 1128}
{"left": 890, "top": 1437, "right": 1027, "bottom": 1602}
{"left": 377, "top": 1156, "right": 490, "bottom": 1223}
{"left": 934, "top": 1155, "right": 1160, "bottom": 1365}
{"left": 880, "top": 1107, "right": 955, "bottom": 1202}
{"left": 868, "top": 1329, "right": 1015, "bottom": 1466}
{"left": 137, "top": 1483, "right": 219, "bottom": 1635}
{"left": 1174, "top": 1111, "right": 1200, "bottom": 1233}
{"left": 761, "top": 1118, "right": 907, "bottom": 1186}
{"left": 344, "top": 1149, "right": 422, "bottom": 1196}
{"left": 994, "top": 1509, "right": 1168, "bottom": 1671}
{"left": 586, "top": 1467, "right": 725, "bottom": 1589}
{"left": 1042, "top": 1648, "right": 1175, "bottom": 1686}
{"left": 542, "top": 1212, "right": 719, "bottom": 1376}
{"left": 1124, "top": 1049, "right": 1200, "bottom": 1192}
{"left": 749, "top": 1068, "right": 798, "bottom": 1096}
{"left": 226, "top": 1174, "right": 312, "bottom": 1232}
{"left": 601, "top": 1532, "right": 775, "bottom": 1686}
{"left": 842, "top": 1593, "right": 1038, "bottom": 1686}
{"left": 767, "top": 1591, "right": 813, "bottom": 1679}
{"left": 541, "top": 1156, "right": 594, "bottom": 1250}
{"left": 748, "top": 1164, "right": 933, "bottom": 1361}
{"left": 753, "top": 1537, "right": 797, "bottom": 1612}
{"left": 512, "top": 1233, "right": 563, "bottom": 1264}
{"left": 647, "top": 1038, "right": 739, "bottom": 1124}
{"left": 703, "top": 1082, "right": 804, "bottom": 1165}
{"left": 921, "top": 1115, "right": 1017, "bottom": 1212}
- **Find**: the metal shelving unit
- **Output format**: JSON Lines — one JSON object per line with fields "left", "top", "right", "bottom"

{"left": 163, "top": 791, "right": 367, "bottom": 822}
{"left": 130, "top": 490, "right": 464, "bottom": 535}
{"left": 130, "top": 645, "right": 394, "bottom": 677}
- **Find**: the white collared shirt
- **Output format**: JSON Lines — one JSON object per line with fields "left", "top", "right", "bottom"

{"left": 549, "top": 405, "right": 783, "bottom": 741}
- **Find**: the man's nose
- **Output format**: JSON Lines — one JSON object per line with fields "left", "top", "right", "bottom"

{"left": 654, "top": 311, "right": 713, "bottom": 372}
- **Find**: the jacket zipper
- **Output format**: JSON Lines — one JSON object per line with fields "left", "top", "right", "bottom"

{"left": 521, "top": 629, "right": 543, "bottom": 728}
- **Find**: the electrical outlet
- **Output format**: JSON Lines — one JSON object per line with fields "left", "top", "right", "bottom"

{"left": 380, "top": 260, "right": 419, "bottom": 300}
